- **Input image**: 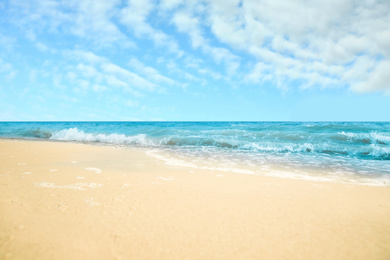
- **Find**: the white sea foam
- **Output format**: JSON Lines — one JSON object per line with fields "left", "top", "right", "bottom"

{"left": 146, "top": 149, "right": 255, "bottom": 175}
{"left": 14, "top": 123, "right": 388, "bottom": 187}
{"left": 145, "top": 148, "right": 390, "bottom": 187}
{"left": 50, "top": 128, "right": 152, "bottom": 145}
{"left": 48, "top": 128, "right": 390, "bottom": 161}
{"left": 146, "top": 150, "right": 198, "bottom": 168}
{"left": 339, "top": 131, "right": 390, "bottom": 144}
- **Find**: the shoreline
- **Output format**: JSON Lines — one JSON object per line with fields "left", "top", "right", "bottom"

{"left": 1, "top": 139, "right": 390, "bottom": 259}
{"left": 2, "top": 137, "right": 389, "bottom": 187}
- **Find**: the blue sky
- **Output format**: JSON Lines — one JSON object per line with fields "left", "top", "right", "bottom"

{"left": 0, "top": 0, "right": 389, "bottom": 121}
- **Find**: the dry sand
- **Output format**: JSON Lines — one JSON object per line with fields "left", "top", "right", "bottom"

{"left": 1, "top": 139, "right": 390, "bottom": 260}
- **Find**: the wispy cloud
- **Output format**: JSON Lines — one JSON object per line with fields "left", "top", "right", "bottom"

{"left": 1, "top": 0, "right": 389, "bottom": 121}
{"left": 101, "top": 63, "right": 156, "bottom": 91}
{"left": 171, "top": 8, "right": 241, "bottom": 75}
{"left": 128, "top": 58, "right": 180, "bottom": 87}
{"left": 32, "top": 49, "right": 158, "bottom": 100}
{"left": 8, "top": 0, "right": 134, "bottom": 49}
{"left": 120, "top": 0, "right": 183, "bottom": 56}
{"left": 204, "top": 0, "right": 390, "bottom": 93}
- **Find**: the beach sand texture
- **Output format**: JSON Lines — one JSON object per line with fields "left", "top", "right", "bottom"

{"left": 1, "top": 139, "right": 390, "bottom": 259}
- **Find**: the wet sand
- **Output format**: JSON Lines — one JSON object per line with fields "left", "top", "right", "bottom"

{"left": 1, "top": 139, "right": 390, "bottom": 259}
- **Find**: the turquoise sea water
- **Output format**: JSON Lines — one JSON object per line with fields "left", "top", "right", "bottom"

{"left": 1, "top": 121, "right": 389, "bottom": 186}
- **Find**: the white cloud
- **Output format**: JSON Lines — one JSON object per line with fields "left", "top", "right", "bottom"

{"left": 76, "top": 64, "right": 99, "bottom": 79}
{"left": 181, "top": 55, "right": 224, "bottom": 80}
{"left": 9, "top": 0, "right": 134, "bottom": 48}
{"left": 172, "top": 11, "right": 204, "bottom": 48}
{"left": 128, "top": 58, "right": 179, "bottom": 86}
{"left": 60, "top": 49, "right": 157, "bottom": 96}
{"left": 165, "top": 60, "right": 206, "bottom": 85}
{"left": 343, "top": 56, "right": 376, "bottom": 84}
{"left": 159, "top": 0, "right": 183, "bottom": 10}
{"left": 197, "top": 68, "right": 222, "bottom": 80}
{"left": 4, "top": 0, "right": 390, "bottom": 95}
{"left": 64, "top": 50, "right": 106, "bottom": 64}
{"left": 245, "top": 62, "right": 272, "bottom": 83}
{"left": 120, "top": 0, "right": 154, "bottom": 37}
{"left": 171, "top": 8, "right": 241, "bottom": 74}
{"left": 201, "top": 0, "right": 390, "bottom": 93}
{"left": 120, "top": 0, "right": 183, "bottom": 56}
{"left": 104, "top": 74, "right": 127, "bottom": 88}
{"left": 101, "top": 63, "right": 156, "bottom": 91}
{"left": 350, "top": 60, "right": 390, "bottom": 94}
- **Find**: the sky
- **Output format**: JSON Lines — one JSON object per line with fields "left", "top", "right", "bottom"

{"left": 0, "top": 0, "right": 389, "bottom": 121}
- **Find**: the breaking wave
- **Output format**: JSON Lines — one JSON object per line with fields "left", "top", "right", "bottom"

{"left": 44, "top": 127, "right": 390, "bottom": 160}
{"left": 50, "top": 128, "right": 153, "bottom": 146}
{"left": 1, "top": 122, "right": 389, "bottom": 186}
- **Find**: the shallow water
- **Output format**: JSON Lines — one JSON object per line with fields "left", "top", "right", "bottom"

{"left": 1, "top": 121, "right": 389, "bottom": 186}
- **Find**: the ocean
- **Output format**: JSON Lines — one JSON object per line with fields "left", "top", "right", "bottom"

{"left": 1, "top": 121, "right": 389, "bottom": 186}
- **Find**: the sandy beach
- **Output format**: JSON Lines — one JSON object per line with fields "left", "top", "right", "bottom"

{"left": 0, "top": 139, "right": 389, "bottom": 259}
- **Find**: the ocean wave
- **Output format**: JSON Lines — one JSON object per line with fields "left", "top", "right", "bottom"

{"left": 21, "top": 129, "right": 53, "bottom": 139}
{"left": 244, "top": 141, "right": 389, "bottom": 159}
{"left": 339, "top": 131, "right": 390, "bottom": 145}
{"left": 16, "top": 127, "right": 390, "bottom": 160}
{"left": 2, "top": 122, "right": 389, "bottom": 186}
{"left": 50, "top": 128, "right": 153, "bottom": 145}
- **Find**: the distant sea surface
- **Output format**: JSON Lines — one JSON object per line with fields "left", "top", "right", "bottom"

{"left": 1, "top": 121, "right": 389, "bottom": 186}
